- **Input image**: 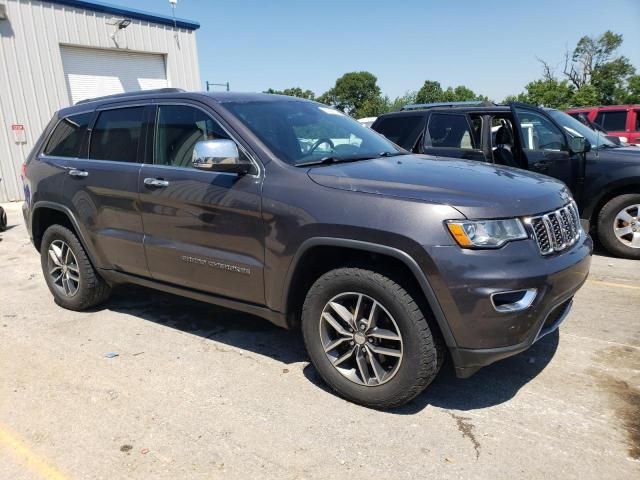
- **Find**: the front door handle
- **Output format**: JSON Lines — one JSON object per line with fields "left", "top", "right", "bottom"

{"left": 68, "top": 169, "right": 88, "bottom": 177}
{"left": 144, "top": 178, "right": 170, "bottom": 188}
{"left": 533, "top": 161, "right": 550, "bottom": 171}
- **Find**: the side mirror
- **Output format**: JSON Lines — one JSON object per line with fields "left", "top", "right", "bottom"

{"left": 192, "top": 139, "right": 252, "bottom": 175}
{"left": 568, "top": 136, "right": 590, "bottom": 154}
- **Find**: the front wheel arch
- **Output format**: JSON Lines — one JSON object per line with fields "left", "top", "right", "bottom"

{"left": 281, "top": 237, "right": 457, "bottom": 348}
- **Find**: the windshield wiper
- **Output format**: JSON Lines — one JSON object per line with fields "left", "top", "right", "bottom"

{"left": 295, "top": 151, "right": 403, "bottom": 167}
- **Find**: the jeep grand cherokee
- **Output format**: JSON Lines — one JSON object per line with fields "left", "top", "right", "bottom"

{"left": 22, "top": 90, "right": 592, "bottom": 408}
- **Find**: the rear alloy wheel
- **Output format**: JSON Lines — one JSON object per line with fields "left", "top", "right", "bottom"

{"left": 40, "top": 224, "right": 111, "bottom": 310}
{"left": 302, "top": 268, "right": 442, "bottom": 409}
{"left": 47, "top": 239, "right": 81, "bottom": 297}
{"left": 598, "top": 194, "right": 640, "bottom": 260}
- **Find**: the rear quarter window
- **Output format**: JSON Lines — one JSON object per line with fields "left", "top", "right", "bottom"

{"left": 44, "top": 113, "right": 93, "bottom": 157}
{"left": 373, "top": 115, "right": 425, "bottom": 150}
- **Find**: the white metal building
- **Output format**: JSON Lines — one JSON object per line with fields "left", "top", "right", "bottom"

{"left": 0, "top": 0, "right": 201, "bottom": 202}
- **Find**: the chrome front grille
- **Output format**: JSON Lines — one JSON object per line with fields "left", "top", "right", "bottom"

{"left": 526, "top": 203, "right": 582, "bottom": 255}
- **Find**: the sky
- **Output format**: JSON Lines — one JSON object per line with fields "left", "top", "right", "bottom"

{"left": 117, "top": 0, "right": 639, "bottom": 101}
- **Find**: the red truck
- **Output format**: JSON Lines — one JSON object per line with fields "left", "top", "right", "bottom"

{"left": 566, "top": 105, "right": 640, "bottom": 145}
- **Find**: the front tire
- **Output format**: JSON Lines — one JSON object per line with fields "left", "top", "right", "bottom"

{"left": 597, "top": 194, "right": 640, "bottom": 260}
{"left": 40, "top": 224, "right": 111, "bottom": 310}
{"left": 301, "top": 268, "right": 442, "bottom": 409}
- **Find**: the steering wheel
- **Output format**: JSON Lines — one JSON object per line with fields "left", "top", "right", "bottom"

{"left": 307, "top": 138, "right": 335, "bottom": 155}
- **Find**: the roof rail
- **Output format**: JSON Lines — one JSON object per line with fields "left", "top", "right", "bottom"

{"left": 75, "top": 88, "right": 186, "bottom": 105}
{"left": 401, "top": 100, "right": 493, "bottom": 111}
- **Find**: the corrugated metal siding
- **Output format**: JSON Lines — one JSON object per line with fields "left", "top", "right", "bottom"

{"left": 0, "top": 0, "right": 201, "bottom": 202}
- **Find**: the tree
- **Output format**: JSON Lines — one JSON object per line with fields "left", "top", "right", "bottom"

{"left": 624, "top": 75, "right": 640, "bottom": 104}
{"left": 416, "top": 81, "right": 444, "bottom": 103}
{"left": 512, "top": 31, "right": 637, "bottom": 107}
{"left": 518, "top": 79, "right": 575, "bottom": 109}
{"left": 265, "top": 87, "right": 316, "bottom": 100}
{"left": 318, "top": 71, "right": 382, "bottom": 118}
{"left": 416, "top": 80, "right": 486, "bottom": 104}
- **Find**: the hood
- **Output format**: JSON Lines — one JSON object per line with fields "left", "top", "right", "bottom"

{"left": 593, "top": 145, "right": 640, "bottom": 163}
{"left": 307, "top": 154, "right": 572, "bottom": 219}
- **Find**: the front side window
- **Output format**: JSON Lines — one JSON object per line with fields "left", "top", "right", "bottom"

{"left": 426, "top": 113, "right": 477, "bottom": 150}
{"left": 514, "top": 108, "right": 566, "bottom": 151}
{"left": 595, "top": 111, "right": 627, "bottom": 131}
{"left": 222, "top": 99, "right": 399, "bottom": 165}
{"left": 89, "top": 107, "right": 145, "bottom": 162}
{"left": 45, "top": 113, "right": 92, "bottom": 157}
{"left": 154, "top": 105, "right": 231, "bottom": 168}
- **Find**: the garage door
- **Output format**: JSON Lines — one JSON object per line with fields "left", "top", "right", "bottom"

{"left": 61, "top": 46, "right": 168, "bottom": 104}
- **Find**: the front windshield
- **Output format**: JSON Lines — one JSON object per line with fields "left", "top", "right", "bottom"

{"left": 547, "top": 109, "right": 617, "bottom": 149}
{"left": 222, "top": 99, "right": 401, "bottom": 165}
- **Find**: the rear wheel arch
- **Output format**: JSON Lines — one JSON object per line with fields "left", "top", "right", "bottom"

{"left": 282, "top": 238, "right": 457, "bottom": 348}
{"left": 31, "top": 203, "right": 96, "bottom": 266}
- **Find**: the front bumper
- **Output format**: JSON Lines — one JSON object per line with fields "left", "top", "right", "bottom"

{"left": 424, "top": 233, "right": 592, "bottom": 377}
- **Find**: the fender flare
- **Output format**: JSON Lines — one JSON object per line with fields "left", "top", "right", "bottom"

{"left": 31, "top": 201, "right": 100, "bottom": 268}
{"left": 281, "top": 237, "right": 457, "bottom": 347}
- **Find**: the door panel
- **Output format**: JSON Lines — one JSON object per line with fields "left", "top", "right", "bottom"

{"left": 61, "top": 106, "right": 148, "bottom": 276}
{"left": 140, "top": 104, "right": 265, "bottom": 304}
{"left": 510, "top": 106, "right": 576, "bottom": 193}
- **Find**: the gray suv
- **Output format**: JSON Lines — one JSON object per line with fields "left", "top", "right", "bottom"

{"left": 22, "top": 89, "right": 592, "bottom": 408}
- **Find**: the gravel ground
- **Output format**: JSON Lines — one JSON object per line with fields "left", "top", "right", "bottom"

{"left": 0, "top": 201, "right": 638, "bottom": 480}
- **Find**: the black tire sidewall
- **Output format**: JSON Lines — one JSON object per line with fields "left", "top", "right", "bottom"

{"left": 40, "top": 225, "right": 100, "bottom": 310}
{"left": 597, "top": 194, "right": 640, "bottom": 260}
{"left": 302, "top": 268, "right": 436, "bottom": 408}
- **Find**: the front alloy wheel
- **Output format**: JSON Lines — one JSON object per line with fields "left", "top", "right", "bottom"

{"left": 302, "top": 268, "right": 442, "bottom": 408}
{"left": 320, "top": 292, "right": 403, "bottom": 386}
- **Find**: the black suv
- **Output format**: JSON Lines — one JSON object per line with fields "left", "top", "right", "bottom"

{"left": 372, "top": 101, "right": 640, "bottom": 259}
{"left": 23, "top": 90, "right": 592, "bottom": 408}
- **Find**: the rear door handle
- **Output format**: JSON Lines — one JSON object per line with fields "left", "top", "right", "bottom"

{"left": 144, "top": 178, "right": 170, "bottom": 188}
{"left": 68, "top": 169, "right": 88, "bottom": 177}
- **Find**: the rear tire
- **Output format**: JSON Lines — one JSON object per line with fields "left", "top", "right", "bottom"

{"left": 301, "top": 267, "right": 442, "bottom": 409}
{"left": 0, "top": 206, "right": 6, "bottom": 232}
{"left": 40, "top": 224, "right": 111, "bottom": 310}
{"left": 597, "top": 194, "right": 640, "bottom": 260}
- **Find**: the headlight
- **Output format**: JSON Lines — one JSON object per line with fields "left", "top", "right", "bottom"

{"left": 446, "top": 218, "right": 528, "bottom": 248}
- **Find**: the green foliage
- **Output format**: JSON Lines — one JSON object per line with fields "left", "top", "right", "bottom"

{"left": 264, "top": 87, "right": 316, "bottom": 100}
{"left": 517, "top": 79, "right": 575, "bottom": 109}
{"left": 624, "top": 75, "right": 640, "bottom": 104}
{"left": 416, "top": 81, "right": 444, "bottom": 103}
{"left": 318, "top": 71, "right": 382, "bottom": 118}
{"left": 416, "top": 80, "right": 486, "bottom": 104}
{"left": 513, "top": 30, "right": 637, "bottom": 107}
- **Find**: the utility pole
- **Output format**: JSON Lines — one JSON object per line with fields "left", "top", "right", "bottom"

{"left": 206, "top": 81, "right": 230, "bottom": 92}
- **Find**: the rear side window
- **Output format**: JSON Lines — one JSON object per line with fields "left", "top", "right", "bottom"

{"left": 373, "top": 115, "right": 424, "bottom": 150}
{"left": 89, "top": 107, "right": 145, "bottom": 162}
{"left": 426, "top": 113, "right": 477, "bottom": 149}
{"left": 44, "top": 113, "right": 92, "bottom": 157}
{"left": 635, "top": 110, "right": 640, "bottom": 131}
{"left": 594, "top": 111, "right": 627, "bottom": 131}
